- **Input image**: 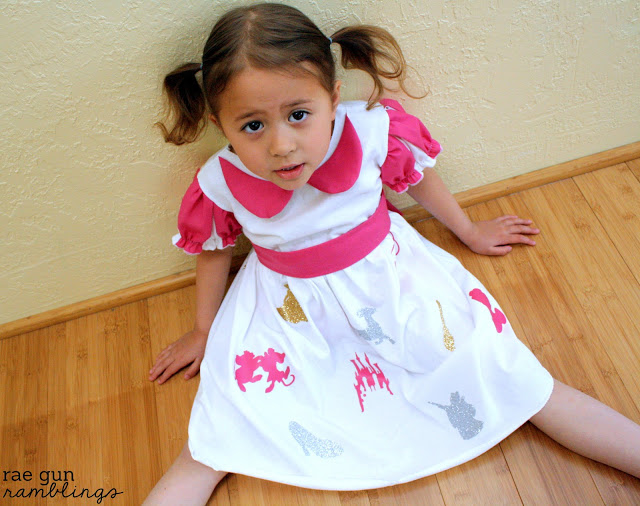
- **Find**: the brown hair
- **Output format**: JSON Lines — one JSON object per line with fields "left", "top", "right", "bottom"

{"left": 156, "top": 3, "right": 418, "bottom": 145}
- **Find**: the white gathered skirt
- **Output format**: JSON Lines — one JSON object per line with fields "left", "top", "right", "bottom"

{"left": 187, "top": 211, "right": 554, "bottom": 490}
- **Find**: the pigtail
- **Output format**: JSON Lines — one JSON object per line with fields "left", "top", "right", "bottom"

{"left": 331, "top": 25, "right": 423, "bottom": 108}
{"left": 155, "top": 63, "right": 207, "bottom": 145}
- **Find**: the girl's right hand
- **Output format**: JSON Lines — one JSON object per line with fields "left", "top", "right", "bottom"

{"left": 148, "top": 328, "right": 209, "bottom": 385}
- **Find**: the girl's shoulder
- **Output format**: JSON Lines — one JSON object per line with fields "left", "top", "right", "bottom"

{"left": 191, "top": 145, "right": 238, "bottom": 212}
{"left": 339, "top": 100, "right": 389, "bottom": 125}
{"left": 337, "top": 100, "right": 390, "bottom": 164}
{"left": 344, "top": 98, "right": 441, "bottom": 160}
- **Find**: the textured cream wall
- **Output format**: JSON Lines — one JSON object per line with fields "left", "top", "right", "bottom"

{"left": 1, "top": 0, "right": 639, "bottom": 325}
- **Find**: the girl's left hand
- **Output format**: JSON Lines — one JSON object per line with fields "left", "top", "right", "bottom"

{"left": 462, "top": 215, "right": 540, "bottom": 256}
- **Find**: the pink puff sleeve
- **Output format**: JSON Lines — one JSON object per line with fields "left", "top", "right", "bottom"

{"left": 172, "top": 169, "right": 243, "bottom": 255}
{"left": 380, "top": 98, "right": 442, "bottom": 193}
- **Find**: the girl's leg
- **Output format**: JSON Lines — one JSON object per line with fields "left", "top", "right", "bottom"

{"left": 530, "top": 379, "right": 640, "bottom": 478}
{"left": 143, "top": 441, "right": 227, "bottom": 505}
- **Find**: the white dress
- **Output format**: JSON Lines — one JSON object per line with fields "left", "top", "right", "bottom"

{"left": 172, "top": 100, "right": 554, "bottom": 490}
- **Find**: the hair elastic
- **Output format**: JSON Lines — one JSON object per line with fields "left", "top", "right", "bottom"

{"left": 328, "top": 36, "right": 333, "bottom": 45}
{"left": 199, "top": 63, "right": 203, "bottom": 71}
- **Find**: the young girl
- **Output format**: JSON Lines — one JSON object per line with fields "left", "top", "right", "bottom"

{"left": 145, "top": 3, "right": 640, "bottom": 504}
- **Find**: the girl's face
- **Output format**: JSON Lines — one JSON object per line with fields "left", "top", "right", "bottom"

{"left": 213, "top": 66, "right": 341, "bottom": 191}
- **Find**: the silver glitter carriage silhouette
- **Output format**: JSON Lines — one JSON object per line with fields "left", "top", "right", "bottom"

{"left": 356, "top": 307, "right": 395, "bottom": 345}
{"left": 289, "top": 421, "right": 344, "bottom": 458}
{"left": 430, "top": 392, "right": 484, "bottom": 440}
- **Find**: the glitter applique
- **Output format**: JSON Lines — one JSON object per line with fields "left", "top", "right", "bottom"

{"left": 351, "top": 353, "right": 393, "bottom": 412}
{"left": 356, "top": 307, "right": 395, "bottom": 345}
{"left": 234, "top": 351, "right": 263, "bottom": 392}
{"left": 235, "top": 348, "right": 295, "bottom": 393}
{"left": 429, "top": 392, "right": 484, "bottom": 440}
{"left": 436, "top": 300, "right": 456, "bottom": 351}
{"left": 469, "top": 288, "right": 507, "bottom": 333}
{"left": 277, "top": 284, "right": 308, "bottom": 324}
{"left": 289, "top": 421, "right": 344, "bottom": 458}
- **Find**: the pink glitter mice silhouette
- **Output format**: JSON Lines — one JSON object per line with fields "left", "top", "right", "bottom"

{"left": 234, "top": 351, "right": 263, "bottom": 392}
{"left": 469, "top": 288, "right": 507, "bottom": 333}
{"left": 350, "top": 353, "right": 393, "bottom": 412}
{"left": 235, "top": 348, "right": 295, "bottom": 393}
{"left": 258, "top": 348, "right": 295, "bottom": 393}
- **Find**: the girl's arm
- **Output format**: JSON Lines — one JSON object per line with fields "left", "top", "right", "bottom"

{"left": 149, "top": 247, "right": 233, "bottom": 384}
{"left": 406, "top": 167, "right": 539, "bottom": 256}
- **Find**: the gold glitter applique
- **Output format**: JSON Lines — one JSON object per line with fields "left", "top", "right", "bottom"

{"left": 277, "top": 284, "right": 308, "bottom": 323}
{"left": 436, "top": 300, "right": 456, "bottom": 351}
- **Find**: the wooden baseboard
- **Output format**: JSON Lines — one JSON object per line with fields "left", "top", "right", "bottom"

{"left": 2, "top": 140, "right": 639, "bottom": 340}
{"left": 402, "top": 140, "right": 640, "bottom": 223}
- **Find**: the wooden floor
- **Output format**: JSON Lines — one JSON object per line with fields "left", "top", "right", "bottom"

{"left": 2, "top": 160, "right": 640, "bottom": 505}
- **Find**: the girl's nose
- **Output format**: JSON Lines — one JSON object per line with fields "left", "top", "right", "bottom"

{"left": 269, "top": 126, "right": 296, "bottom": 157}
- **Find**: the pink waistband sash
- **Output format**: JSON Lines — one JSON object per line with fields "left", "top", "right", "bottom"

{"left": 253, "top": 196, "right": 391, "bottom": 278}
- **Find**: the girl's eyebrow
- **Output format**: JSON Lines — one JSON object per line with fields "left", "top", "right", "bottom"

{"left": 233, "top": 99, "right": 314, "bottom": 122}
{"left": 284, "top": 99, "right": 313, "bottom": 109}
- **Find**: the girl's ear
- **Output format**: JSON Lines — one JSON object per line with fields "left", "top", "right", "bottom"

{"left": 331, "top": 80, "right": 342, "bottom": 119}
{"left": 210, "top": 114, "right": 228, "bottom": 137}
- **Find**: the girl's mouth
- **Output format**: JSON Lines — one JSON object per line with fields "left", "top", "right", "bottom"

{"left": 275, "top": 163, "right": 304, "bottom": 180}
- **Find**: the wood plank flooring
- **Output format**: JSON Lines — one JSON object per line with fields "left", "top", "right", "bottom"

{"left": 2, "top": 161, "right": 640, "bottom": 505}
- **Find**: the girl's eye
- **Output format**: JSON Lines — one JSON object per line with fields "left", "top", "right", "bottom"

{"left": 289, "top": 110, "right": 308, "bottom": 123}
{"left": 242, "top": 121, "right": 263, "bottom": 133}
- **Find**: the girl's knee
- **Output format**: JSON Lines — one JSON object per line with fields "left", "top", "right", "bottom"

{"left": 179, "top": 441, "right": 195, "bottom": 462}
{"left": 178, "top": 441, "right": 206, "bottom": 469}
{"left": 179, "top": 441, "right": 226, "bottom": 479}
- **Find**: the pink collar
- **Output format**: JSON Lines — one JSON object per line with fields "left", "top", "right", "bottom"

{"left": 219, "top": 115, "right": 362, "bottom": 218}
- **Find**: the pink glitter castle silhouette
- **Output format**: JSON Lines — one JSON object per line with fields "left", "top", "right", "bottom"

{"left": 235, "top": 348, "right": 295, "bottom": 393}
{"left": 350, "top": 353, "right": 393, "bottom": 412}
{"left": 469, "top": 288, "right": 507, "bottom": 333}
